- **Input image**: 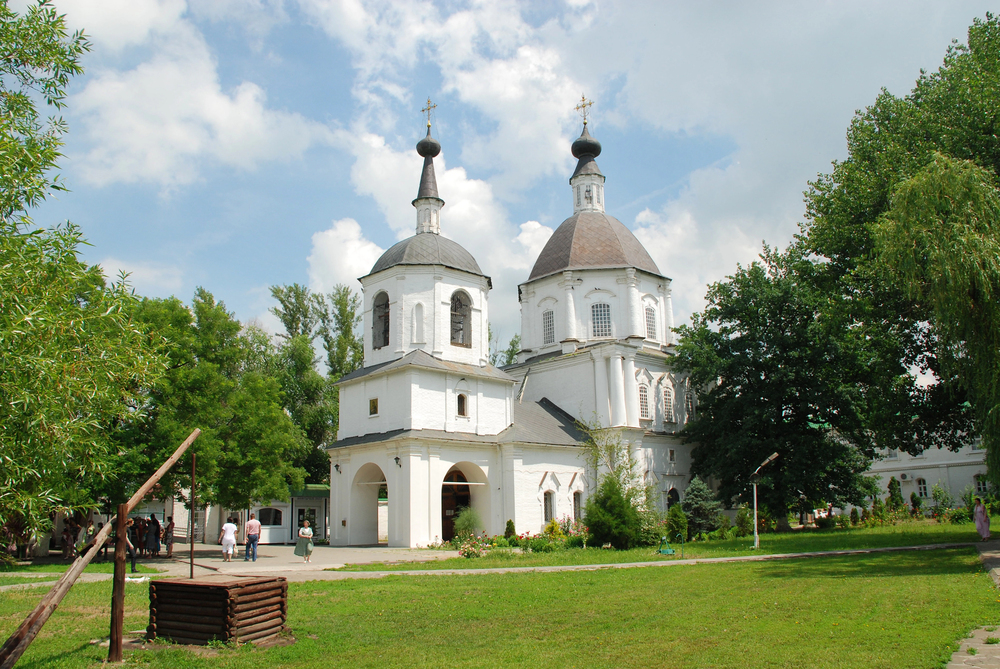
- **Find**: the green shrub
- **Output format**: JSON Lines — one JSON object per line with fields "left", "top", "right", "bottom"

{"left": 504, "top": 519, "right": 516, "bottom": 539}
{"left": 734, "top": 505, "right": 753, "bottom": 537}
{"left": 887, "top": 477, "right": 905, "bottom": 511}
{"left": 849, "top": 507, "right": 859, "bottom": 526}
{"left": 835, "top": 513, "right": 851, "bottom": 529}
{"left": 682, "top": 476, "right": 722, "bottom": 537}
{"left": 453, "top": 507, "right": 482, "bottom": 538}
{"left": 931, "top": 482, "right": 955, "bottom": 510}
{"left": 666, "top": 504, "right": 688, "bottom": 544}
{"left": 565, "top": 535, "right": 585, "bottom": 549}
{"left": 491, "top": 537, "right": 509, "bottom": 548}
{"left": 583, "top": 476, "right": 642, "bottom": 550}
{"left": 815, "top": 515, "right": 835, "bottom": 530}
{"left": 910, "top": 492, "right": 923, "bottom": 516}
{"left": 527, "top": 536, "right": 556, "bottom": 553}
{"left": 543, "top": 518, "right": 566, "bottom": 539}
{"left": 872, "top": 497, "right": 887, "bottom": 523}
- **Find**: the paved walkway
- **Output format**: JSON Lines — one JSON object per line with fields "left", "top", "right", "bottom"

{"left": 945, "top": 540, "right": 1000, "bottom": 668}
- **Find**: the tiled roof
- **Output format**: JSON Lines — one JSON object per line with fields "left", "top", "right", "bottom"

{"left": 336, "top": 348, "right": 516, "bottom": 385}
{"left": 366, "top": 232, "right": 486, "bottom": 279}
{"left": 527, "top": 211, "right": 664, "bottom": 281}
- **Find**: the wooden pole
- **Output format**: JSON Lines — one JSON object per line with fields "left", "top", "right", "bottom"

{"left": 190, "top": 452, "right": 195, "bottom": 580}
{"left": 108, "top": 504, "right": 128, "bottom": 662}
{"left": 0, "top": 429, "right": 200, "bottom": 669}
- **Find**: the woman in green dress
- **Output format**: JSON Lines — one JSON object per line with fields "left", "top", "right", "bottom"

{"left": 294, "top": 519, "right": 314, "bottom": 563}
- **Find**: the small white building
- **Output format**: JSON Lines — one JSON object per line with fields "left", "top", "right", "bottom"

{"left": 327, "top": 121, "right": 696, "bottom": 547}
{"left": 868, "top": 442, "right": 987, "bottom": 507}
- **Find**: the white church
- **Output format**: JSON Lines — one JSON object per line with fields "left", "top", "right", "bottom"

{"left": 327, "top": 117, "right": 696, "bottom": 547}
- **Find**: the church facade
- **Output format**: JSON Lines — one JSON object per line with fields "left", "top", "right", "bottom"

{"left": 327, "top": 120, "right": 695, "bottom": 548}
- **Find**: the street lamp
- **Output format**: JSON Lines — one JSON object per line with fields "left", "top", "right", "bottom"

{"left": 751, "top": 452, "right": 779, "bottom": 550}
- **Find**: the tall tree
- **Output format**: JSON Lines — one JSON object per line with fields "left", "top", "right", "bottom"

{"left": 278, "top": 335, "right": 336, "bottom": 483}
{"left": 316, "top": 284, "right": 363, "bottom": 380}
{"left": 270, "top": 283, "right": 320, "bottom": 340}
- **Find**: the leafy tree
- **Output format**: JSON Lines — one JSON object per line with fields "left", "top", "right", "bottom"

{"left": 316, "top": 284, "right": 363, "bottom": 380}
{"left": 681, "top": 476, "right": 722, "bottom": 538}
{"left": 488, "top": 326, "right": 521, "bottom": 368}
{"left": 278, "top": 335, "right": 335, "bottom": 483}
{"left": 665, "top": 505, "right": 688, "bottom": 545}
{"left": 886, "top": 477, "right": 905, "bottom": 511}
{"left": 734, "top": 505, "right": 753, "bottom": 537}
{"left": 674, "top": 247, "right": 879, "bottom": 515}
{"left": 583, "top": 476, "right": 641, "bottom": 550}
{"left": 269, "top": 283, "right": 320, "bottom": 340}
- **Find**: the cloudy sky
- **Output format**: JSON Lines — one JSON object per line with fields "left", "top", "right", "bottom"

{"left": 27, "top": 0, "right": 995, "bottom": 344}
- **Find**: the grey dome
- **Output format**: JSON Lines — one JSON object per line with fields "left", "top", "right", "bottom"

{"left": 528, "top": 211, "right": 663, "bottom": 281}
{"left": 367, "top": 232, "right": 487, "bottom": 279}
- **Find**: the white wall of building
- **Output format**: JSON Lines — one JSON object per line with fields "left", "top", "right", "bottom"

{"left": 867, "top": 442, "right": 987, "bottom": 506}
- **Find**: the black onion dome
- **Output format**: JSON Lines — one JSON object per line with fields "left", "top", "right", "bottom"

{"left": 571, "top": 124, "right": 601, "bottom": 159}
{"left": 416, "top": 127, "right": 441, "bottom": 158}
{"left": 528, "top": 211, "right": 664, "bottom": 281}
{"left": 366, "top": 232, "right": 487, "bottom": 279}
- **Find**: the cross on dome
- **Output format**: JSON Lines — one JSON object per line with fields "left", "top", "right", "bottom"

{"left": 574, "top": 94, "right": 593, "bottom": 126}
{"left": 422, "top": 97, "right": 437, "bottom": 128}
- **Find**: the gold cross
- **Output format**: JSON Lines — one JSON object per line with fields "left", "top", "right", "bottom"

{"left": 422, "top": 97, "right": 437, "bottom": 128}
{"left": 575, "top": 94, "right": 593, "bottom": 125}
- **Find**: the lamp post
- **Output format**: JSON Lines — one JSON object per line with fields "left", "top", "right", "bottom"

{"left": 751, "top": 452, "right": 779, "bottom": 550}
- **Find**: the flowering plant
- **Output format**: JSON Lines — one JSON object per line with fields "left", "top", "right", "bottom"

{"left": 458, "top": 535, "right": 487, "bottom": 558}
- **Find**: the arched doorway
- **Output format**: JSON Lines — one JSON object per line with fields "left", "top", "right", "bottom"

{"left": 666, "top": 487, "right": 680, "bottom": 509}
{"left": 441, "top": 470, "right": 470, "bottom": 542}
{"left": 350, "top": 463, "right": 387, "bottom": 545}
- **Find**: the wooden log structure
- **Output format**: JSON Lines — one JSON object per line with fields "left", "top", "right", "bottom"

{"left": 147, "top": 576, "right": 287, "bottom": 645}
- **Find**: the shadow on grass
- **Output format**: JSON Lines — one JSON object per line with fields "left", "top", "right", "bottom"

{"left": 755, "top": 548, "right": 985, "bottom": 580}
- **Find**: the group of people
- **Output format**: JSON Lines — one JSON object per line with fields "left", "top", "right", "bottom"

{"left": 217, "top": 514, "right": 314, "bottom": 563}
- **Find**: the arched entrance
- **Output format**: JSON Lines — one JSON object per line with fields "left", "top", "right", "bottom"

{"left": 441, "top": 470, "right": 469, "bottom": 542}
{"left": 440, "top": 462, "right": 491, "bottom": 541}
{"left": 350, "top": 463, "right": 387, "bottom": 546}
{"left": 666, "top": 487, "right": 680, "bottom": 509}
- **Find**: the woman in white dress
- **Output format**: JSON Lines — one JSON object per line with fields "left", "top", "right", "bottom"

{"left": 294, "top": 520, "right": 314, "bottom": 563}
{"left": 218, "top": 517, "right": 239, "bottom": 562}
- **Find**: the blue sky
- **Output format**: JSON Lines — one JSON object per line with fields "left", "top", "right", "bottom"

{"left": 26, "top": 0, "right": 996, "bottom": 344}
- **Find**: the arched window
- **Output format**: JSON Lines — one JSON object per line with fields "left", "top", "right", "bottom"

{"left": 457, "top": 393, "right": 468, "bottom": 417}
{"left": 258, "top": 508, "right": 282, "bottom": 526}
{"left": 411, "top": 303, "right": 424, "bottom": 343}
{"left": 645, "top": 306, "right": 657, "bottom": 340}
{"left": 450, "top": 291, "right": 472, "bottom": 347}
{"left": 542, "top": 309, "right": 555, "bottom": 345}
{"left": 573, "top": 491, "right": 582, "bottom": 520}
{"left": 917, "top": 478, "right": 927, "bottom": 498}
{"left": 639, "top": 384, "right": 650, "bottom": 420}
{"left": 543, "top": 491, "right": 555, "bottom": 523}
{"left": 591, "top": 302, "right": 611, "bottom": 338}
{"left": 663, "top": 386, "right": 675, "bottom": 423}
{"left": 685, "top": 383, "right": 695, "bottom": 419}
{"left": 372, "top": 292, "right": 390, "bottom": 349}
{"left": 666, "top": 488, "right": 680, "bottom": 509}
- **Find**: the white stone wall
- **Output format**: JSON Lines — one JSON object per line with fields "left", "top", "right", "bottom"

{"left": 361, "top": 265, "right": 491, "bottom": 368}
{"left": 867, "top": 442, "right": 987, "bottom": 506}
{"left": 337, "top": 368, "right": 513, "bottom": 440}
{"left": 517, "top": 268, "right": 672, "bottom": 357}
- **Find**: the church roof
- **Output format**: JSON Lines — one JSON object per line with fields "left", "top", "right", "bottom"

{"left": 365, "top": 232, "right": 487, "bottom": 280}
{"left": 336, "top": 348, "right": 514, "bottom": 386}
{"left": 328, "top": 397, "right": 583, "bottom": 449}
{"left": 527, "top": 211, "right": 664, "bottom": 281}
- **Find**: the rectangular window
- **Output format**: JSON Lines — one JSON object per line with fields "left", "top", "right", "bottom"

{"left": 639, "top": 385, "right": 650, "bottom": 420}
{"left": 645, "top": 306, "right": 656, "bottom": 340}
{"left": 886, "top": 449, "right": 898, "bottom": 459}
{"left": 685, "top": 385, "right": 695, "bottom": 419}
{"left": 542, "top": 309, "right": 555, "bottom": 345}
{"left": 917, "top": 479, "right": 927, "bottom": 498}
{"left": 573, "top": 491, "right": 582, "bottom": 520}
{"left": 591, "top": 303, "right": 612, "bottom": 338}
{"left": 369, "top": 398, "right": 379, "bottom": 416}
{"left": 976, "top": 475, "right": 988, "bottom": 495}
{"left": 669, "top": 449, "right": 675, "bottom": 463}
{"left": 544, "top": 491, "right": 555, "bottom": 523}
{"left": 972, "top": 439, "right": 984, "bottom": 451}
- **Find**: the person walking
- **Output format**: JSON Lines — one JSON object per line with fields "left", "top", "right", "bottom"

{"left": 123, "top": 519, "right": 139, "bottom": 573}
{"left": 219, "top": 517, "right": 238, "bottom": 562}
{"left": 294, "top": 520, "right": 314, "bottom": 563}
{"left": 974, "top": 497, "right": 991, "bottom": 541}
{"left": 244, "top": 513, "right": 261, "bottom": 562}
{"left": 164, "top": 516, "right": 175, "bottom": 558}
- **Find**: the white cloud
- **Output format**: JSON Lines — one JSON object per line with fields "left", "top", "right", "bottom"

{"left": 68, "top": 7, "right": 331, "bottom": 188}
{"left": 307, "top": 218, "right": 385, "bottom": 293}
{"left": 99, "top": 256, "right": 184, "bottom": 295}
{"left": 57, "top": 0, "right": 186, "bottom": 51}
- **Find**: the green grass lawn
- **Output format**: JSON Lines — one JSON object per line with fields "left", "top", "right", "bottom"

{"left": 0, "top": 548, "right": 994, "bottom": 668}
{"left": 335, "top": 518, "right": 983, "bottom": 571}
{"left": 0, "top": 575, "right": 62, "bottom": 586}
{"left": 1, "top": 561, "right": 162, "bottom": 574}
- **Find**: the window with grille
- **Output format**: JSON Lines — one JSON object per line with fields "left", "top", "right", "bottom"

{"left": 591, "top": 303, "right": 611, "bottom": 337}
{"left": 369, "top": 398, "right": 379, "bottom": 416}
{"left": 544, "top": 491, "right": 555, "bottom": 523}
{"left": 372, "top": 292, "right": 390, "bottom": 349}
{"left": 669, "top": 449, "right": 676, "bottom": 462}
{"left": 639, "top": 385, "right": 650, "bottom": 419}
{"left": 542, "top": 309, "right": 555, "bottom": 345}
{"left": 685, "top": 384, "right": 695, "bottom": 419}
{"left": 976, "top": 475, "right": 988, "bottom": 495}
{"left": 450, "top": 291, "right": 472, "bottom": 347}
{"left": 917, "top": 478, "right": 927, "bottom": 497}
{"left": 457, "top": 393, "right": 468, "bottom": 417}
{"left": 573, "top": 491, "right": 582, "bottom": 520}
{"left": 645, "top": 306, "right": 656, "bottom": 340}
{"left": 663, "top": 386, "right": 675, "bottom": 423}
